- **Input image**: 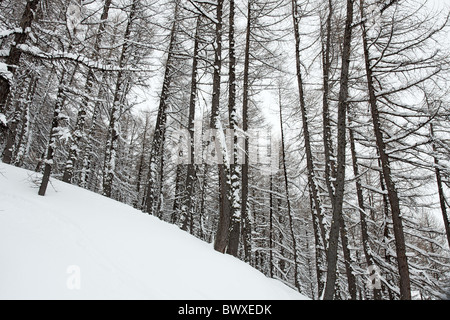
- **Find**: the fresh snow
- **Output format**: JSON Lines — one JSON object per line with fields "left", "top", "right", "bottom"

{"left": 0, "top": 163, "right": 307, "bottom": 300}
{"left": 0, "top": 113, "right": 6, "bottom": 126}
{"left": 0, "top": 62, "right": 12, "bottom": 82}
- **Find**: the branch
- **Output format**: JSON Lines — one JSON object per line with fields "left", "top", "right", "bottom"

{"left": 352, "top": 0, "right": 400, "bottom": 29}
{"left": 16, "top": 44, "right": 144, "bottom": 72}
{"left": 186, "top": 0, "right": 219, "bottom": 24}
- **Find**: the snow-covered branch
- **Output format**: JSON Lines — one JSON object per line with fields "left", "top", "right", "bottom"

{"left": 16, "top": 44, "right": 145, "bottom": 72}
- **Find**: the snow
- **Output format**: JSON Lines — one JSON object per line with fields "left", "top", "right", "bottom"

{"left": 0, "top": 113, "right": 6, "bottom": 126}
{"left": 15, "top": 44, "right": 141, "bottom": 72}
{"left": 0, "top": 27, "right": 23, "bottom": 39}
{"left": 0, "top": 163, "right": 307, "bottom": 300}
{"left": 0, "top": 62, "right": 13, "bottom": 82}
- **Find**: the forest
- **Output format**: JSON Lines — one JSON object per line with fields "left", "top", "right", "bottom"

{"left": 0, "top": 0, "right": 449, "bottom": 300}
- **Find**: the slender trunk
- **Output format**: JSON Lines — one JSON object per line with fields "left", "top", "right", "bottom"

{"left": 269, "top": 175, "right": 274, "bottom": 278}
{"left": 2, "top": 75, "right": 35, "bottom": 164}
{"left": 321, "top": 0, "right": 357, "bottom": 300}
{"left": 145, "top": 1, "right": 179, "bottom": 215}
{"left": 291, "top": 0, "right": 327, "bottom": 297}
{"left": 348, "top": 111, "right": 382, "bottom": 299}
{"left": 429, "top": 121, "right": 450, "bottom": 249}
{"left": 339, "top": 213, "right": 357, "bottom": 299}
{"left": 103, "top": 0, "right": 137, "bottom": 198}
{"left": 322, "top": 0, "right": 336, "bottom": 202}
{"left": 172, "top": 160, "right": 186, "bottom": 224}
{"left": 14, "top": 79, "right": 35, "bottom": 167}
{"left": 38, "top": 69, "right": 68, "bottom": 196}
{"left": 79, "top": 99, "right": 101, "bottom": 189}
{"left": 136, "top": 114, "right": 149, "bottom": 197}
{"left": 0, "top": 0, "right": 40, "bottom": 116}
{"left": 360, "top": 0, "right": 411, "bottom": 300}
{"left": 226, "top": 0, "right": 241, "bottom": 257}
{"left": 211, "top": 0, "right": 232, "bottom": 254}
{"left": 182, "top": 16, "right": 201, "bottom": 230}
{"left": 241, "top": 0, "right": 252, "bottom": 263}
{"left": 323, "top": 0, "right": 354, "bottom": 300}
{"left": 62, "top": 0, "right": 112, "bottom": 183}
{"left": 279, "top": 89, "right": 300, "bottom": 292}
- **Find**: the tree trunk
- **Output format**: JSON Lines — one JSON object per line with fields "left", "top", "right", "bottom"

{"left": 323, "top": 0, "right": 354, "bottom": 300}
{"left": 278, "top": 88, "right": 300, "bottom": 292}
{"left": 181, "top": 16, "right": 202, "bottom": 231}
{"left": 269, "top": 174, "right": 274, "bottom": 278}
{"left": 2, "top": 74, "right": 35, "bottom": 164}
{"left": 348, "top": 110, "right": 382, "bottom": 299}
{"left": 38, "top": 69, "right": 68, "bottom": 196}
{"left": 291, "top": 0, "right": 327, "bottom": 297}
{"left": 241, "top": 0, "right": 253, "bottom": 263}
{"left": 211, "top": 0, "right": 232, "bottom": 254}
{"left": 103, "top": 0, "right": 137, "bottom": 198}
{"left": 359, "top": 0, "right": 411, "bottom": 300}
{"left": 430, "top": 119, "right": 450, "bottom": 249}
{"left": 62, "top": 0, "right": 112, "bottom": 184}
{"left": 0, "top": 0, "right": 40, "bottom": 117}
{"left": 145, "top": 0, "right": 179, "bottom": 214}
{"left": 226, "top": 0, "right": 241, "bottom": 257}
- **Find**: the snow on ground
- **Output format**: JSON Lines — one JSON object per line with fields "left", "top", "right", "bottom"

{"left": 0, "top": 163, "right": 308, "bottom": 300}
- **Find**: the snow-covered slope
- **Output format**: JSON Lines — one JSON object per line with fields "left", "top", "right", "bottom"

{"left": 0, "top": 163, "right": 307, "bottom": 300}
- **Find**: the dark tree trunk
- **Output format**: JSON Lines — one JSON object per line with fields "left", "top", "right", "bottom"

{"left": 359, "top": 0, "right": 411, "bottom": 299}
{"left": 291, "top": 0, "right": 327, "bottom": 297}
{"left": 428, "top": 115, "right": 450, "bottom": 249}
{"left": 348, "top": 110, "right": 382, "bottom": 300}
{"left": 241, "top": 0, "right": 252, "bottom": 263}
{"left": 278, "top": 88, "right": 300, "bottom": 292}
{"left": 226, "top": 0, "right": 241, "bottom": 257}
{"left": 211, "top": 0, "right": 232, "bottom": 254}
{"left": 2, "top": 75, "right": 35, "bottom": 164}
{"left": 145, "top": 0, "right": 179, "bottom": 214}
{"left": 0, "top": 0, "right": 40, "bottom": 117}
{"left": 323, "top": 0, "right": 354, "bottom": 300}
{"left": 181, "top": 16, "right": 202, "bottom": 231}
{"left": 38, "top": 70, "right": 68, "bottom": 196}
{"left": 103, "top": 0, "right": 137, "bottom": 198}
{"left": 62, "top": 0, "right": 112, "bottom": 184}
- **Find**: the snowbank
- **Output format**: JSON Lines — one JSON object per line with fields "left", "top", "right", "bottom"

{"left": 0, "top": 163, "right": 307, "bottom": 300}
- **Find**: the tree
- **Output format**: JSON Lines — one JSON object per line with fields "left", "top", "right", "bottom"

{"left": 62, "top": 0, "right": 113, "bottom": 184}
{"left": 103, "top": 0, "right": 140, "bottom": 198}
{"left": 291, "top": 0, "right": 327, "bottom": 297}
{"left": 0, "top": 0, "right": 40, "bottom": 122}
{"left": 145, "top": 0, "right": 180, "bottom": 214}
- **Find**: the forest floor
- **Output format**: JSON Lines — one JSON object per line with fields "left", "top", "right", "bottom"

{"left": 0, "top": 163, "right": 307, "bottom": 300}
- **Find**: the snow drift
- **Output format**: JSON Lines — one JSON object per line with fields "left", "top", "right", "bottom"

{"left": 0, "top": 163, "right": 307, "bottom": 300}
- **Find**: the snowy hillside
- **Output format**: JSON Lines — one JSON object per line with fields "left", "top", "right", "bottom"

{"left": 0, "top": 163, "right": 307, "bottom": 300}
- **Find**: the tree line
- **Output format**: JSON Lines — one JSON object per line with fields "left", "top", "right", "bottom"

{"left": 1, "top": 0, "right": 449, "bottom": 299}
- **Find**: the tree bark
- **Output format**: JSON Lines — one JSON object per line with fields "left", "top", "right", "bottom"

{"left": 291, "top": 0, "right": 327, "bottom": 297}
{"left": 0, "top": 0, "right": 40, "bottom": 117}
{"left": 38, "top": 69, "right": 68, "bottom": 196}
{"left": 226, "top": 0, "right": 241, "bottom": 257}
{"left": 241, "top": 0, "right": 253, "bottom": 263}
{"left": 103, "top": 0, "right": 137, "bottom": 198}
{"left": 145, "top": 0, "right": 179, "bottom": 214}
{"left": 348, "top": 110, "right": 382, "bottom": 300}
{"left": 181, "top": 16, "right": 202, "bottom": 231}
{"left": 359, "top": 0, "right": 411, "bottom": 300}
{"left": 211, "top": 0, "right": 232, "bottom": 254}
{"left": 2, "top": 74, "right": 35, "bottom": 164}
{"left": 279, "top": 88, "right": 300, "bottom": 292}
{"left": 323, "top": 0, "right": 354, "bottom": 300}
{"left": 62, "top": 0, "right": 112, "bottom": 184}
{"left": 429, "top": 116, "right": 450, "bottom": 249}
